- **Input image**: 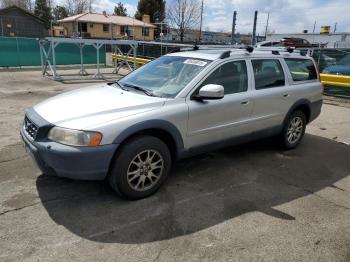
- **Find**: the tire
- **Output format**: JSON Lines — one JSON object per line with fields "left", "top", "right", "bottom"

{"left": 279, "top": 110, "right": 306, "bottom": 149}
{"left": 108, "top": 135, "right": 171, "bottom": 200}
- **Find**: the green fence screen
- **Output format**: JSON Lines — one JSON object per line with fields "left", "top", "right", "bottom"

{"left": 0, "top": 37, "right": 106, "bottom": 67}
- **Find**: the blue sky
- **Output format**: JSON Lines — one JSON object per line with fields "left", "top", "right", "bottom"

{"left": 91, "top": 0, "right": 350, "bottom": 34}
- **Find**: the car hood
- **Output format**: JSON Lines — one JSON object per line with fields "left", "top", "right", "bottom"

{"left": 34, "top": 84, "right": 167, "bottom": 129}
{"left": 322, "top": 65, "right": 350, "bottom": 75}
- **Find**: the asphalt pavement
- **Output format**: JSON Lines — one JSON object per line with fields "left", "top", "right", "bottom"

{"left": 0, "top": 70, "right": 349, "bottom": 261}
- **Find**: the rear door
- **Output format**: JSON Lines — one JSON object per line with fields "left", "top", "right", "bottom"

{"left": 186, "top": 60, "right": 254, "bottom": 148}
{"left": 248, "top": 58, "right": 294, "bottom": 131}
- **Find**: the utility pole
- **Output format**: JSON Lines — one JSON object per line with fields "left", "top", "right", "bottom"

{"left": 231, "top": 11, "right": 237, "bottom": 44}
{"left": 312, "top": 21, "right": 316, "bottom": 33}
{"left": 252, "top": 10, "right": 258, "bottom": 45}
{"left": 334, "top": 22, "right": 337, "bottom": 33}
{"left": 198, "top": 0, "right": 204, "bottom": 43}
{"left": 264, "top": 12, "right": 270, "bottom": 39}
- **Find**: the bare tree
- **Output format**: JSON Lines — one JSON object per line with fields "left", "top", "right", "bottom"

{"left": 62, "top": 0, "right": 93, "bottom": 15}
{"left": 167, "top": 0, "right": 201, "bottom": 42}
{"left": 1, "top": 0, "right": 33, "bottom": 11}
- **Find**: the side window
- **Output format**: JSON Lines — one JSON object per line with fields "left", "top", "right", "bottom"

{"left": 103, "top": 24, "right": 109, "bottom": 32}
{"left": 252, "top": 59, "right": 285, "bottom": 90}
{"left": 201, "top": 61, "right": 248, "bottom": 95}
{"left": 284, "top": 58, "right": 317, "bottom": 82}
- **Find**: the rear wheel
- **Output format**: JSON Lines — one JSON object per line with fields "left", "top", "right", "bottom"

{"left": 108, "top": 135, "right": 171, "bottom": 200}
{"left": 279, "top": 110, "right": 306, "bottom": 149}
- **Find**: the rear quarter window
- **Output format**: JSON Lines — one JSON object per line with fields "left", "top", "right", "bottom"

{"left": 285, "top": 58, "right": 317, "bottom": 82}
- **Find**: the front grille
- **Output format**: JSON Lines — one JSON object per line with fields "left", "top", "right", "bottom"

{"left": 24, "top": 116, "right": 38, "bottom": 139}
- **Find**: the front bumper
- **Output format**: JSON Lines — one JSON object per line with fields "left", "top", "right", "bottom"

{"left": 20, "top": 128, "right": 119, "bottom": 180}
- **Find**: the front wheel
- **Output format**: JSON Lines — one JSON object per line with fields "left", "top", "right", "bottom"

{"left": 279, "top": 110, "right": 306, "bottom": 149}
{"left": 108, "top": 135, "right": 171, "bottom": 200}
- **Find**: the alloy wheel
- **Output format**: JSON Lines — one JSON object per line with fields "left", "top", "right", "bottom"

{"left": 287, "top": 116, "right": 303, "bottom": 144}
{"left": 127, "top": 149, "right": 164, "bottom": 192}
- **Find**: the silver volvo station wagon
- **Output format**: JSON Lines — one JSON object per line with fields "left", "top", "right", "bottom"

{"left": 21, "top": 47, "right": 323, "bottom": 199}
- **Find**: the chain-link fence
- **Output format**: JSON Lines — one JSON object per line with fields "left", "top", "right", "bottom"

{"left": 334, "top": 42, "right": 350, "bottom": 49}
{"left": 113, "top": 42, "right": 189, "bottom": 59}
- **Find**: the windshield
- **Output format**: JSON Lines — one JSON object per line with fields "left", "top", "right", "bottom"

{"left": 118, "top": 56, "right": 211, "bottom": 98}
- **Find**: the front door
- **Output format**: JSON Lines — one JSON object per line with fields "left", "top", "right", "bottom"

{"left": 186, "top": 60, "right": 254, "bottom": 149}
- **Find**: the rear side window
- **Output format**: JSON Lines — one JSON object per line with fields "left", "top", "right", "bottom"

{"left": 252, "top": 59, "right": 285, "bottom": 90}
{"left": 285, "top": 58, "right": 317, "bottom": 81}
{"left": 201, "top": 60, "right": 248, "bottom": 94}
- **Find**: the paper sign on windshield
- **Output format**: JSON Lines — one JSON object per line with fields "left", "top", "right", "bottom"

{"left": 184, "top": 59, "right": 207, "bottom": 67}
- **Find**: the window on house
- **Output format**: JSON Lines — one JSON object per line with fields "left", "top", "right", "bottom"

{"left": 143, "top": 27, "right": 150, "bottom": 36}
{"left": 103, "top": 24, "right": 109, "bottom": 32}
{"left": 121, "top": 25, "right": 128, "bottom": 35}
{"left": 79, "top": 23, "right": 87, "bottom": 33}
{"left": 120, "top": 26, "right": 133, "bottom": 36}
{"left": 252, "top": 59, "right": 285, "bottom": 89}
{"left": 90, "top": 24, "right": 93, "bottom": 28}
{"left": 59, "top": 30, "right": 64, "bottom": 35}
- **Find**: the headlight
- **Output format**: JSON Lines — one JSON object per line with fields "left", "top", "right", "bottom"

{"left": 48, "top": 127, "right": 102, "bottom": 147}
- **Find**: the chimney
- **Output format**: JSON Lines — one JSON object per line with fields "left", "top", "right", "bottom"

{"left": 142, "top": 14, "right": 151, "bottom": 24}
{"left": 103, "top": 11, "right": 107, "bottom": 17}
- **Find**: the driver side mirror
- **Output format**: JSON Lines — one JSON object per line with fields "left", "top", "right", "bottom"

{"left": 194, "top": 84, "right": 224, "bottom": 100}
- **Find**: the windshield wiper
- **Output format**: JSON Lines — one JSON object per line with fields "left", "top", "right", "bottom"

{"left": 115, "top": 81, "right": 129, "bottom": 91}
{"left": 122, "top": 84, "right": 156, "bottom": 97}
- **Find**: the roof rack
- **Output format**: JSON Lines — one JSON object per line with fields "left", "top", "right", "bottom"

{"left": 177, "top": 44, "right": 307, "bottom": 59}
{"left": 254, "top": 46, "right": 301, "bottom": 54}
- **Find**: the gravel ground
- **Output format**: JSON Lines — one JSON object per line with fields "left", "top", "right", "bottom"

{"left": 0, "top": 70, "right": 349, "bottom": 262}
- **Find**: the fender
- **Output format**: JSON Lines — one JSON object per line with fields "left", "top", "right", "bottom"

{"left": 112, "top": 119, "right": 185, "bottom": 155}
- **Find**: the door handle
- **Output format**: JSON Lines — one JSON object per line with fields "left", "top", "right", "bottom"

{"left": 283, "top": 94, "right": 290, "bottom": 97}
{"left": 241, "top": 100, "right": 249, "bottom": 105}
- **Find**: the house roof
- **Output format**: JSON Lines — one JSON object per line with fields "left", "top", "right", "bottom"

{"left": 0, "top": 5, "right": 45, "bottom": 24}
{"left": 58, "top": 13, "right": 156, "bottom": 28}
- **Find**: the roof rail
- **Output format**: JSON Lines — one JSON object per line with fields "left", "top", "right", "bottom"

{"left": 254, "top": 46, "right": 301, "bottom": 54}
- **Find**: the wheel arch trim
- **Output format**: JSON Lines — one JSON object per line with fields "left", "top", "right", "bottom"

{"left": 112, "top": 120, "right": 185, "bottom": 156}
{"left": 283, "top": 99, "right": 312, "bottom": 125}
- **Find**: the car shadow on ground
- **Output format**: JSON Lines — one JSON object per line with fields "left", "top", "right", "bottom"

{"left": 36, "top": 134, "right": 350, "bottom": 244}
